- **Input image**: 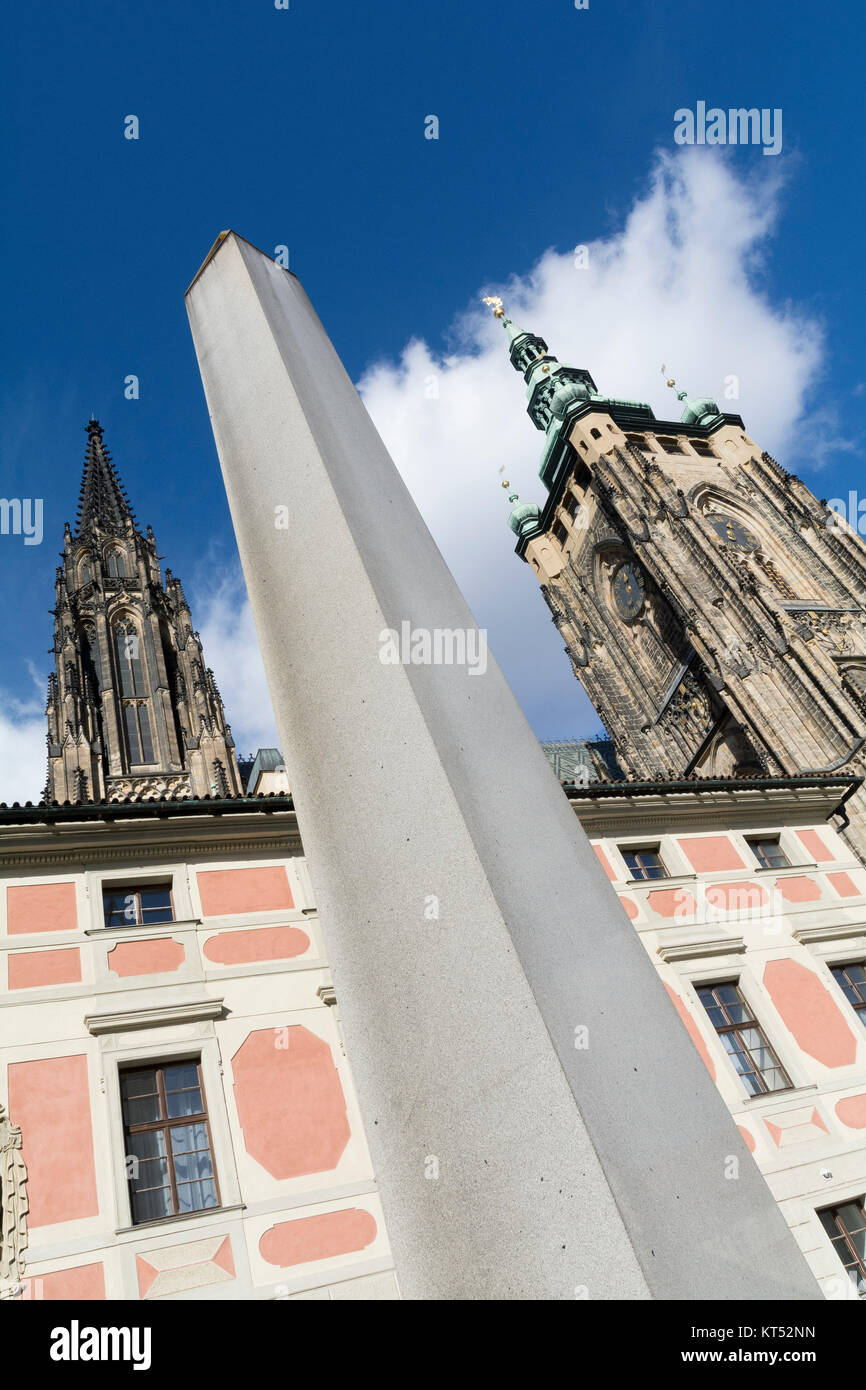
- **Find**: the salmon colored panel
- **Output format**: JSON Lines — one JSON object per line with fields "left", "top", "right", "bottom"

{"left": 836, "top": 1095, "right": 866, "bottom": 1129}
{"left": 7, "top": 882, "right": 77, "bottom": 935}
{"left": 203, "top": 925, "right": 310, "bottom": 966}
{"left": 776, "top": 875, "right": 822, "bottom": 903}
{"left": 828, "top": 872, "right": 860, "bottom": 899}
{"left": 136, "top": 1257, "right": 159, "bottom": 1299}
{"left": 213, "top": 1236, "right": 235, "bottom": 1276}
{"left": 232, "top": 1026, "right": 350, "bottom": 1179}
{"left": 664, "top": 984, "right": 716, "bottom": 1080}
{"left": 704, "top": 882, "right": 768, "bottom": 914}
{"left": 24, "top": 1263, "right": 105, "bottom": 1301}
{"left": 677, "top": 836, "right": 745, "bottom": 872}
{"left": 764, "top": 1119, "right": 783, "bottom": 1148}
{"left": 647, "top": 888, "right": 696, "bottom": 919}
{"left": 593, "top": 845, "right": 616, "bottom": 881}
{"left": 107, "top": 938, "right": 185, "bottom": 978}
{"left": 737, "top": 1125, "right": 756, "bottom": 1154}
{"left": 9, "top": 1055, "right": 98, "bottom": 1227}
{"left": 797, "top": 829, "right": 835, "bottom": 863}
{"left": 620, "top": 896, "right": 639, "bottom": 921}
{"left": 8, "top": 947, "right": 81, "bottom": 990}
{"left": 197, "top": 866, "right": 294, "bottom": 916}
{"left": 763, "top": 958, "right": 857, "bottom": 1067}
{"left": 259, "top": 1209, "right": 377, "bottom": 1268}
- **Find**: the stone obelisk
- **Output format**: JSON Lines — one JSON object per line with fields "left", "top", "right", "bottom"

{"left": 185, "top": 232, "right": 819, "bottom": 1301}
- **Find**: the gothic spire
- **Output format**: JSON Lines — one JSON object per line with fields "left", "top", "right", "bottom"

{"left": 75, "top": 419, "right": 136, "bottom": 538}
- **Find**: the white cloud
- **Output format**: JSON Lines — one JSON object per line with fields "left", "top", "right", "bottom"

{"left": 3, "top": 149, "right": 835, "bottom": 794}
{"left": 357, "top": 148, "right": 828, "bottom": 738}
{"left": 0, "top": 690, "right": 46, "bottom": 804}
{"left": 192, "top": 566, "right": 280, "bottom": 761}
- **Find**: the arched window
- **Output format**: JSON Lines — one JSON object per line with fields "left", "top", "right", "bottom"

{"left": 106, "top": 550, "right": 126, "bottom": 578}
{"left": 114, "top": 623, "right": 154, "bottom": 765}
{"left": 79, "top": 559, "right": 92, "bottom": 587}
{"left": 115, "top": 624, "right": 147, "bottom": 697}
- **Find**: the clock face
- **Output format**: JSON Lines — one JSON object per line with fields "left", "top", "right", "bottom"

{"left": 612, "top": 561, "right": 645, "bottom": 619}
{"left": 706, "top": 513, "right": 760, "bottom": 552}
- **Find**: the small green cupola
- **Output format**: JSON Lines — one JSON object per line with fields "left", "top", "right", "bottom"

{"left": 483, "top": 296, "right": 598, "bottom": 433}
{"left": 665, "top": 376, "right": 722, "bottom": 428}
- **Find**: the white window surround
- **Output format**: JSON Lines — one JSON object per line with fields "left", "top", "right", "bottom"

{"left": 95, "top": 1021, "right": 241, "bottom": 1236}
{"left": 611, "top": 835, "right": 693, "bottom": 881}
{"left": 679, "top": 962, "right": 813, "bottom": 1097}
{"left": 84, "top": 865, "right": 195, "bottom": 933}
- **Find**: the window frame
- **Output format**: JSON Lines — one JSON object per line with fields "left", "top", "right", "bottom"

{"left": 817, "top": 1197, "right": 866, "bottom": 1298}
{"left": 120, "top": 1057, "right": 221, "bottom": 1226}
{"left": 103, "top": 881, "right": 176, "bottom": 930}
{"left": 620, "top": 845, "right": 669, "bottom": 881}
{"left": 829, "top": 960, "right": 866, "bottom": 1029}
{"left": 696, "top": 979, "right": 794, "bottom": 1098}
{"left": 747, "top": 836, "right": 791, "bottom": 870}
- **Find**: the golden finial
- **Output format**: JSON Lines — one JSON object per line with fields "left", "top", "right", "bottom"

{"left": 482, "top": 295, "right": 506, "bottom": 319}
{"left": 501, "top": 480, "right": 510, "bottom": 488}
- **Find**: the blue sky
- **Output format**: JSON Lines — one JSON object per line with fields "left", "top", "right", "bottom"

{"left": 1, "top": 0, "right": 863, "bottom": 798}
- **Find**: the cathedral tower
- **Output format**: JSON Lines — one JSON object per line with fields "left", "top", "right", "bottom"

{"left": 45, "top": 419, "right": 242, "bottom": 803}
{"left": 492, "top": 301, "right": 866, "bottom": 854}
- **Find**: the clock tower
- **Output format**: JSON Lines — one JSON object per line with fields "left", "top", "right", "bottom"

{"left": 492, "top": 301, "right": 866, "bottom": 855}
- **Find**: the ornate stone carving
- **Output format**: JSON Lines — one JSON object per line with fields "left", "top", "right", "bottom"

{"left": 0, "top": 1103, "right": 28, "bottom": 1296}
{"left": 106, "top": 772, "right": 193, "bottom": 802}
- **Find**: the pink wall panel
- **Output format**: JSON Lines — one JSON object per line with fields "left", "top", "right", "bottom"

{"left": 107, "top": 938, "right": 185, "bottom": 977}
{"left": 233, "top": 1026, "right": 350, "bottom": 1179}
{"left": 259, "top": 1209, "right": 377, "bottom": 1267}
{"left": 775, "top": 876, "right": 822, "bottom": 903}
{"left": 647, "top": 888, "right": 695, "bottom": 919}
{"left": 203, "top": 924, "right": 310, "bottom": 965}
{"left": 197, "top": 866, "right": 294, "bottom": 916}
{"left": 25, "top": 1262, "right": 105, "bottom": 1300}
{"left": 828, "top": 871, "right": 860, "bottom": 899}
{"left": 7, "top": 882, "right": 77, "bottom": 934}
{"left": 797, "top": 829, "right": 835, "bottom": 863}
{"left": 677, "top": 836, "right": 745, "bottom": 872}
{"left": 8, "top": 947, "right": 82, "bottom": 990}
{"left": 835, "top": 1094, "right": 866, "bottom": 1129}
{"left": 592, "top": 844, "right": 616, "bottom": 881}
{"left": 763, "top": 959, "right": 858, "bottom": 1067}
{"left": 9, "top": 1054, "right": 99, "bottom": 1227}
{"left": 664, "top": 984, "right": 716, "bottom": 1080}
{"left": 704, "top": 882, "right": 768, "bottom": 913}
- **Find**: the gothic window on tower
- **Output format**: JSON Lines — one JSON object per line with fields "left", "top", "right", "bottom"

{"left": 688, "top": 438, "right": 716, "bottom": 458}
{"left": 748, "top": 837, "right": 790, "bottom": 870}
{"left": 625, "top": 433, "right": 649, "bottom": 454}
{"left": 656, "top": 436, "right": 685, "bottom": 455}
{"left": 553, "top": 520, "right": 568, "bottom": 548}
{"left": 121, "top": 1060, "right": 219, "bottom": 1224}
{"left": 621, "top": 847, "right": 668, "bottom": 880}
{"left": 114, "top": 623, "right": 155, "bottom": 764}
{"left": 79, "top": 558, "right": 92, "bottom": 587}
{"left": 103, "top": 882, "right": 175, "bottom": 928}
{"left": 106, "top": 549, "right": 126, "bottom": 578}
{"left": 697, "top": 982, "right": 792, "bottom": 1096}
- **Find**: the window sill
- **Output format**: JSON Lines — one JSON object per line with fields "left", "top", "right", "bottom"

{"left": 85, "top": 918, "right": 201, "bottom": 938}
{"left": 114, "top": 1201, "right": 244, "bottom": 1236}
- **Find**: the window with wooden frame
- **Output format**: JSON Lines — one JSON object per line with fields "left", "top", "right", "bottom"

{"left": 697, "top": 982, "right": 792, "bottom": 1097}
{"left": 103, "top": 882, "right": 174, "bottom": 929}
{"left": 121, "top": 1061, "right": 219, "bottom": 1224}
{"left": 818, "top": 1199, "right": 866, "bottom": 1297}
{"left": 829, "top": 962, "right": 866, "bottom": 1030}
{"left": 621, "top": 846, "right": 668, "bottom": 880}
{"left": 748, "top": 836, "right": 790, "bottom": 870}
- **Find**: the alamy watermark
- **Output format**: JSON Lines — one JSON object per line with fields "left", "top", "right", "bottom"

{"left": 674, "top": 103, "right": 782, "bottom": 156}
{"left": 379, "top": 622, "right": 487, "bottom": 676}
{"left": 0, "top": 498, "right": 43, "bottom": 545}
